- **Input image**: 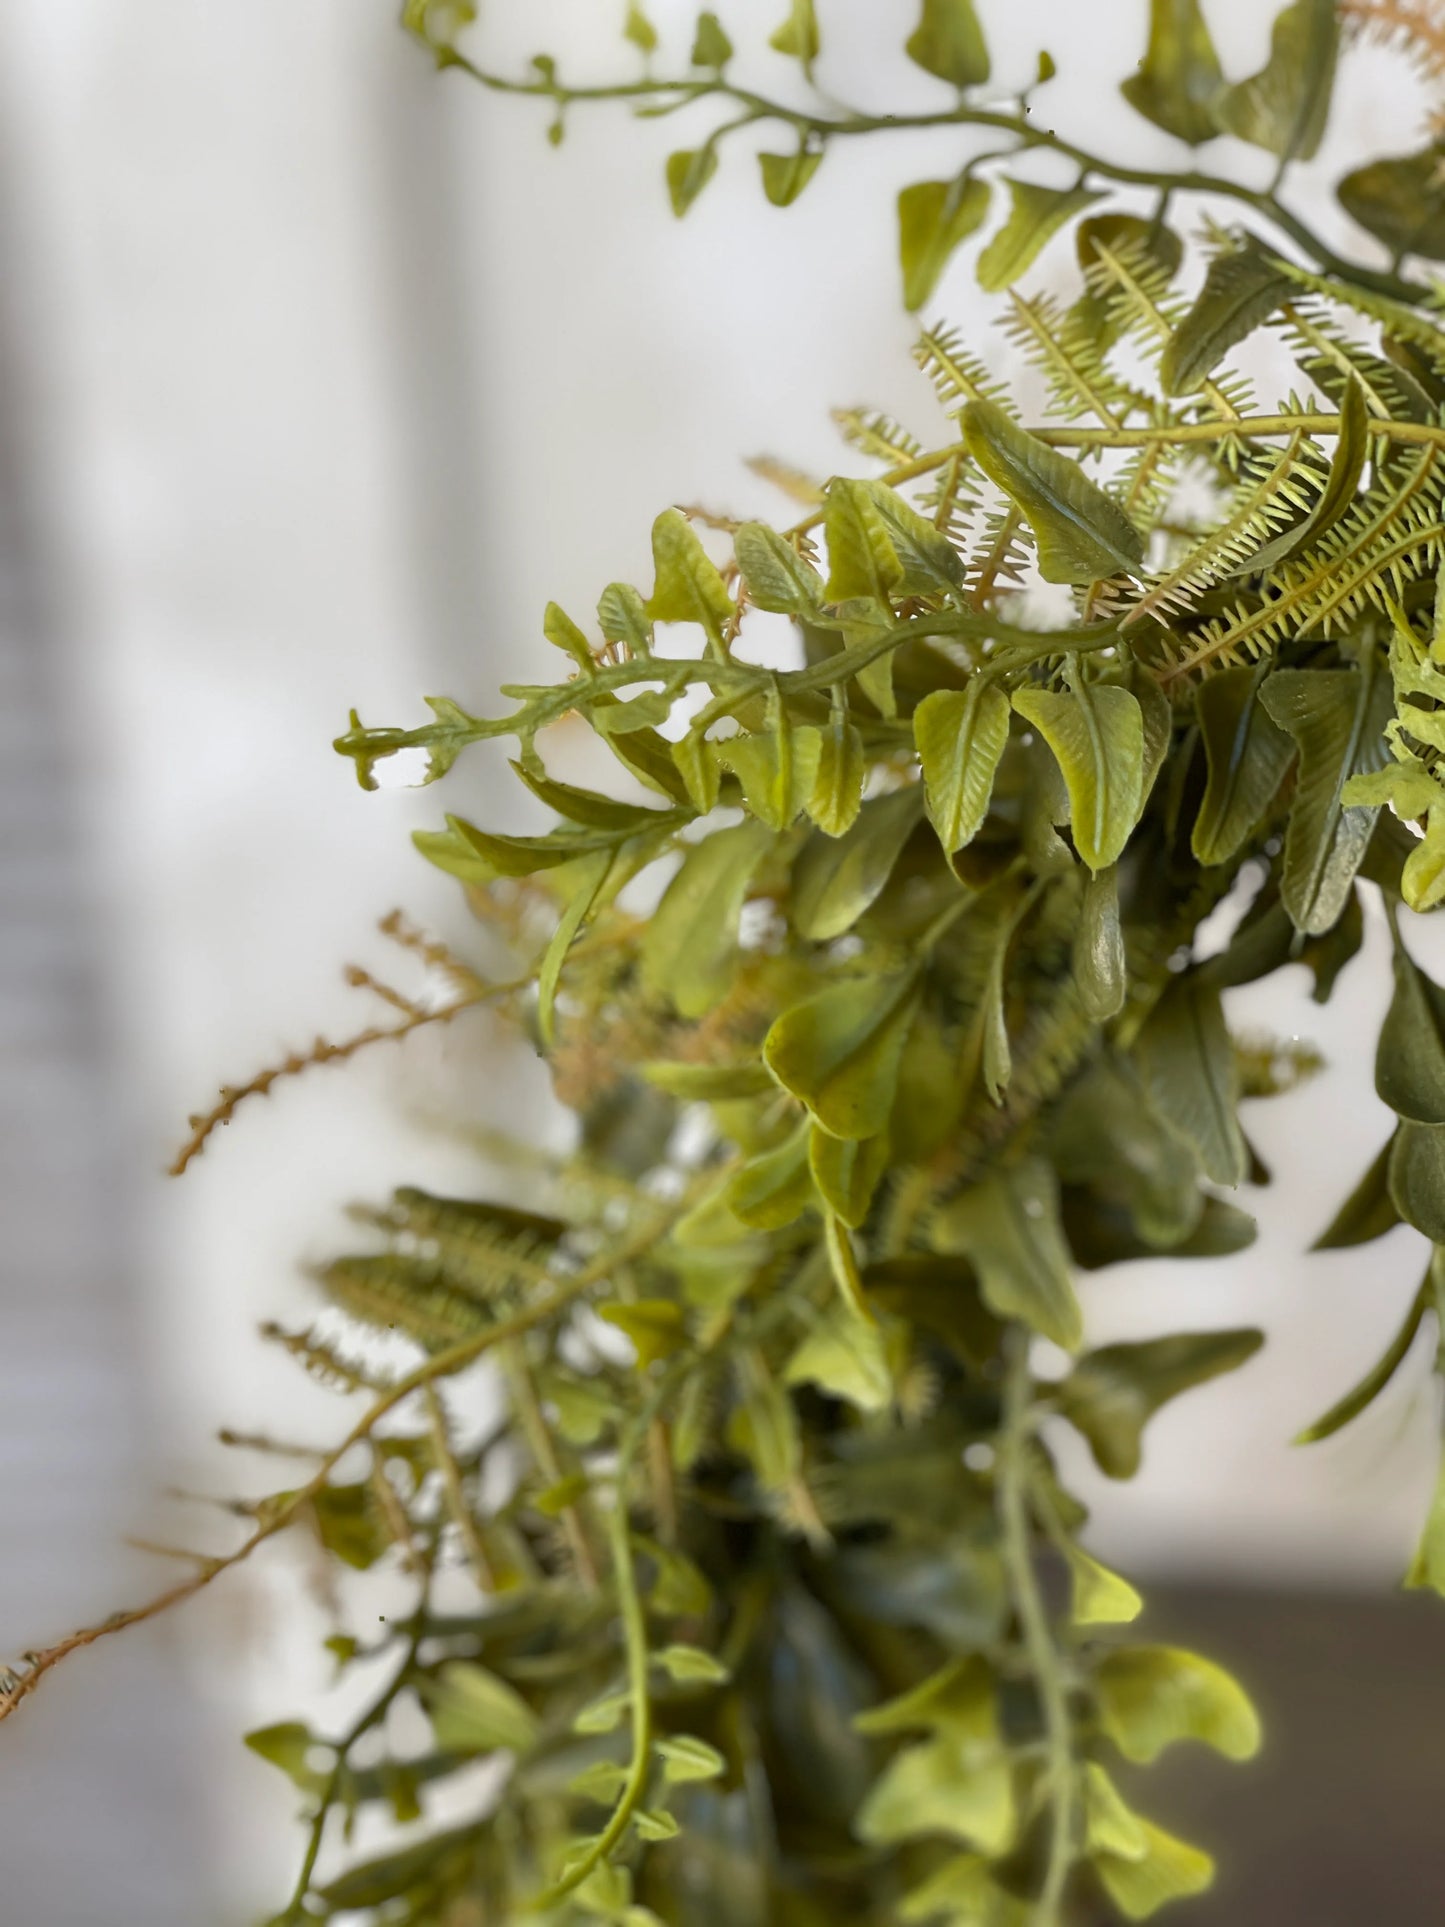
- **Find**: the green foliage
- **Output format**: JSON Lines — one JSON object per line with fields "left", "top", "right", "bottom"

{"left": 18, "top": 8, "right": 1445, "bottom": 1927}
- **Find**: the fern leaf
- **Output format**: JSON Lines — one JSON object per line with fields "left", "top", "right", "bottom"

{"left": 913, "top": 323, "right": 1010, "bottom": 416}
{"left": 319, "top": 1252, "right": 495, "bottom": 1350}
{"left": 1003, "top": 289, "right": 1137, "bottom": 428}
{"left": 1269, "top": 255, "right": 1445, "bottom": 370}
{"left": 832, "top": 407, "right": 923, "bottom": 465}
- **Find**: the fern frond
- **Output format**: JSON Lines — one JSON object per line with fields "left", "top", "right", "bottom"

{"left": 1127, "top": 436, "right": 1326, "bottom": 625}
{"left": 1268, "top": 255, "right": 1445, "bottom": 370}
{"left": 1275, "top": 297, "right": 1430, "bottom": 418}
{"left": 916, "top": 449, "right": 981, "bottom": 545}
{"left": 1088, "top": 241, "right": 1254, "bottom": 429}
{"left": 1164, "top": 440, "right": 1445, "bottom": 678}
{"left": 967, "top": 504, "right": 1033, "bottom": 604}
{"left": 913, "top": 323, "right": 1010, "bottom": 417}
{"left": 318, "top": 1252, "right": 496, "bottom": 1350}
{"left": 745, "top": 453, "right": 826, "bottom": 505}
{"left": 832, "top": 407, "right": 923, "bottom": 465}
{"left": 259, "top": 1320, "right": 392, "bottom": 1394}
{"left": 1003, "top": 289, "right": 1137, "bottom": 428}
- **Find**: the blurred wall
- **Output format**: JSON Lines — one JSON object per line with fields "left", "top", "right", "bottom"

{"left": 0, "top": 2, "right": 1442, "bottom": 1919}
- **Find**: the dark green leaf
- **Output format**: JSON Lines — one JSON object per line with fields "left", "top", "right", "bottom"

{"left": 1339, "top": 142, "right": 1445, "bottom": 263}
{"left": 1191, "top": 665, "right": 1296, "bottom": 864}
{"left": 933, "top": 1157, "right": 1083, "bottom": 1350}
{"left": 1073, "top": 866, "right": 1127, "bottom": 1020}
{"left": 1377, "top": 935, "right": 1445, "bottom": 1123}
{"left": 1135, "top": 976, "right": 1247, "bottom": 1186}
{"left": 643, "top": 820, "right": 772, "bottom": 1017}
{"left": 1312, "top": 1132, "right": 1401, "bottom": 1248}
{"left": 1160, "top": 247, "right": 1292, "bottom": 396}
{"left": 1213, "top": 0, "right": 1339, "bottom": 162}
{"left": 1060, "top": 1329, "right": 1264, "bottom": 1478}
{"left": 1121, "top": 0, "right": 1225, "bottom": 145}
{"left": 1389, "top": 1119, "right": 1445, "bottom": 1240}
{"left": 1238, "top": 375, "right": 1371, "bottom": 573}
{"left": 1295, "top": 1274, "right": 1429, "bottom": 1443}
{"left": 1259, "top": 657, "right": 1392, "bottom": 936}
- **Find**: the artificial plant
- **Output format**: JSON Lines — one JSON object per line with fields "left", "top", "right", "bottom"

{"left": 8, "top": 2, "right": 1445, "bottom": 1922}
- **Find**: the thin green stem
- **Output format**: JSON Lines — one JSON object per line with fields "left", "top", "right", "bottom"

{"left": 435, "top": 45, "right": 1420, "bottom": 303}
{"left": 997, "top": 1328, "right": 1075, "bottom": 1926}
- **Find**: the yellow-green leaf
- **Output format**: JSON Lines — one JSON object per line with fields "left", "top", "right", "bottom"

{"left": 1094, "top": 1646, "right": 1262, "bottom": 1763}
{"left": 808, "top": 713, "right": 867, "bottom": 838}
{"left": 666, "top": 146, "right": 718, "bottom": 218}
{"left": 646, "top": 508, "right": 734, "bottom": 647}
{"left": 764, "top": 972, "right": 921, "bottom": 1139}
{"left": 962, "top": 401, "right": 1144, "bottom": 584}
{"left": 1069, "top": 1545, "right": 1143, "bottom": 1627}
{"left": 1073, "top": 865, "right": 1126, "bottom": 1020}
{"left": 759, "top": 147, "right": 823, "bottom": 206}
{"left": 642, "top": 819, "right": 772, "bottom": 1017}
{"left": 898, "top": 175, "right": 992, "bottom": 312}
{"left": 769, "top": 0, "right": 818, "bottom": 65}
{"left": 654, "top": 1734, "right": 726, "bottom": 1784}
{"left": 420, "top": 1662, "right": 540, "bottom": 1756}
{"left": 784, "top": 1301, "right": 893, "bottom": 1412}
{"left": 792, "top": 785, "right": 925, "bottom": 940}
{"left": 1011, "top": 680, "right": 1145, "bottom": 871}
{"left": 976, "top": 180, "right": 1105, "bottom": 294}
{"left": 728, "top": 1123, "right": 815, "bottom": 1229}
{"left": 915, "top": 680, "right": 1011, "bottom": 855}
{"left": 1406, "top": 1441, "right": 1445, "bottom": 1596}
{"left": 810, "top": 1124, "right": 889, "bottom": 1227}
{"left": 856, "top": 1736, "right": 1015, "bottom": 1856}
{"left": 597, "top": 1298, "right": 688, "bottom": 1368}
{"left": 1095, "top": 1815, "right": 1215, "bottom": 1920}
{"left": 905, "top": 0, "right": 990, "bottom": 88}
{"left": 734, "top": 521, "right": 824, "bottom": 614}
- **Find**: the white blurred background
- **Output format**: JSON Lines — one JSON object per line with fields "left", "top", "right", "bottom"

{"left": 1, "top": 3, "right": 1443, "bottom": 1920}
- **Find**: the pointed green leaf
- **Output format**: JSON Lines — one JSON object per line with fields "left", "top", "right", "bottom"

{"left": 976, "top": 180, "right": 1105, "bottom": 294}
{"left": 244, "top": 1723, "right": 328, "bottom": 1795}
{"left": 1378, "top": 936, "right": 1445, "bottom": 1124}
{"left": 414, "top": 816, "right": 613, "bottom": 882}
{"left": 857, "top": 1735, "right": 1015, "bottom": 1855}
{"left": 764, "top": 971, "right": 921, "bottom": 1139}
{"left": 791, "top": 785, "right": 925, "bottom": 940}
{"left": 1060, "top": 1329, "right": 1264, "bottom": 1479}
{"left": 666, "top": 146, "right": 718, "bottom": 217}
{"left": 905, "top": 0, "right": 990, "bottom": 87}
{"left": 653, "top": 1643, "right": 731, "bottom": 1685}
{"left": 597, "top": 1298, "right": 687, "bottom": 1368}
{"left": 672, "top": 726, "right": 721, "bottom": 814}
{"left": 1312, "top": 1132, "right": 1402, "bottom": 1248}
{"left": 624, "top": 2, "right": 658, "bottom": 53}
{"left": 1073, "top": 866, "right": 1127, "bottom": 1020}
{"left": 643, "top": 819, "right": 772, "bottom": 1018}
{"left": 1095, "top": 1815, "right": 1215, "bottom": 1920}
{"left": 1012, "top": 681, "right": 1145, "bottom": 871}
{"left": 538, "top": 847, "right": 613, "bottom": 1047}
{"left": 1339, "top": 142, "right": 1445, "bottom": 264}
{"left": 1095, "top": 1646, "right": 1262, "bottom": 1763}
{"left": 1191, "top": 664, "right": 1296, "bottom": 864}
{"left": 542, "top": 600, "right": 595, "bottom": 671}
{"left": 1160, "top": 245, "right": 1292, "bottom": 395}
{"left": 512, "top": 762, "right": 667, "bottom": 834}
{"left": 690, "top": 11, "right": 733, "bottom": 67}
{"left": 759, "top": 147, "right": 823, "bottom": 206}
{"left": 646, "top": 508, "right": 734, "bottom": 645}
{"left": 655, "top": 1734, "right": 726, "bottom": 1784}
{"left": 1120, "top": 0, "right": 1225, "bottom": 145}
{"left": 933, "top": 1158, "right": 1083, "bottom": 1350}
{"left": 898, "top": 175, "right": 992, "bottom": 312}
{"left": 1213, "top": 0, "right": 1339, "bottom": 162}
{"left": 1083, "top": 1763, "right": 1149, "bottom": 1862}
{"left": 898, "top": 1857, "right": 1031, "bottom": 1926}
{"left": 915, "top": 680, "right": 1011, "bottom": 855}
{"left": 1295, "top": 1274, "right": 1429, "bottom": 1443}
{"left": 1259, "top": 659, "right": 1392, "bottom": 936}
{"left": 722, "top": 721, "right": 823, "bottom": 831}
{"left": 769, "top": 0, "right": 819, "bottom": 65}
{"left": 1135, "top": 976, "right": 1246, "bottom": 1186}
{"left": 1241, "top": 375, "right": 1371, "bottom": 573}
{"left": 1070, "top": 1546, "right": 1144, "bottom": 1627}
{"left": 963, "top": 401, "right": 1144, "bottom": 584}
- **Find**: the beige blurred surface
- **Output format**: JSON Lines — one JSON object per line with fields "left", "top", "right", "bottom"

{"left": 1, "top": 2, "right": 1443, "bottom": 1918}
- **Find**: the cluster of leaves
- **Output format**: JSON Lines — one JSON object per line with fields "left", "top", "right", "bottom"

{"left": 14, "top": 4, "right": 1445, "bottom": 1925}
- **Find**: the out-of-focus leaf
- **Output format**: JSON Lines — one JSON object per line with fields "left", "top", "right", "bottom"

{"left": 1377, "top": 936, "right": 1445, "bottom": 1123}
{"left": 791, "top": 786, "right": 925, "bottom": 940}
{"left": 1295, "top": 1273, "right": 1429, "bottom": 1443}
{"left": 1339, "top": 142, "right": 1445, "bottom": 264}
{"left": 765, "top": 971, "right": 921, "bottom": 1140}
{"left": 1389, "top": 1119, "right": 1445, "bottom": 1240}
{"left": 1120, "top": 0, "right": 1224, "bottom": 145}
{"left": 1191, "top": 664, "right": 1295, "bottom": 864}
{"left": 1135, "top": 976, "right": 1246, "bottom": 1186}
{"left": 905, "top": 0, "right": 990, "bottom": 88}
{"left": 1073, "top": 866, "right": 1127, "bottom": 1019}
{"left": 933, "top": 1157, "right": 1083, "bottom": 1349}
{"left": 666, "top": 146, "right": 719, "bottom": 217}
{"left": 1060, "top": 1329, "right": 1264, "bottom": 1478}
{"left": 419, "top": 1661, "right": 540, "bottom": 1755}
{"left": 1094, "top": 1646, "right": 1262, "bottom": 1763}
{"left": 1213, "top": 0, "right": 1339, "bottom": 163}
{"left": 759, "top": 147, "right": 823, "bottom": 207}
{"left": 899, "top": 175, "right": 991, "bottom": 311}
{"left": 643, "top": 819, "right": 772, "bottom": 1017}
{"left": 1311, "top": 1132, "right": 1401, "bottom": 1248}
{"left": 976, "top": 181, "right": 1105, "bottom": 294}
